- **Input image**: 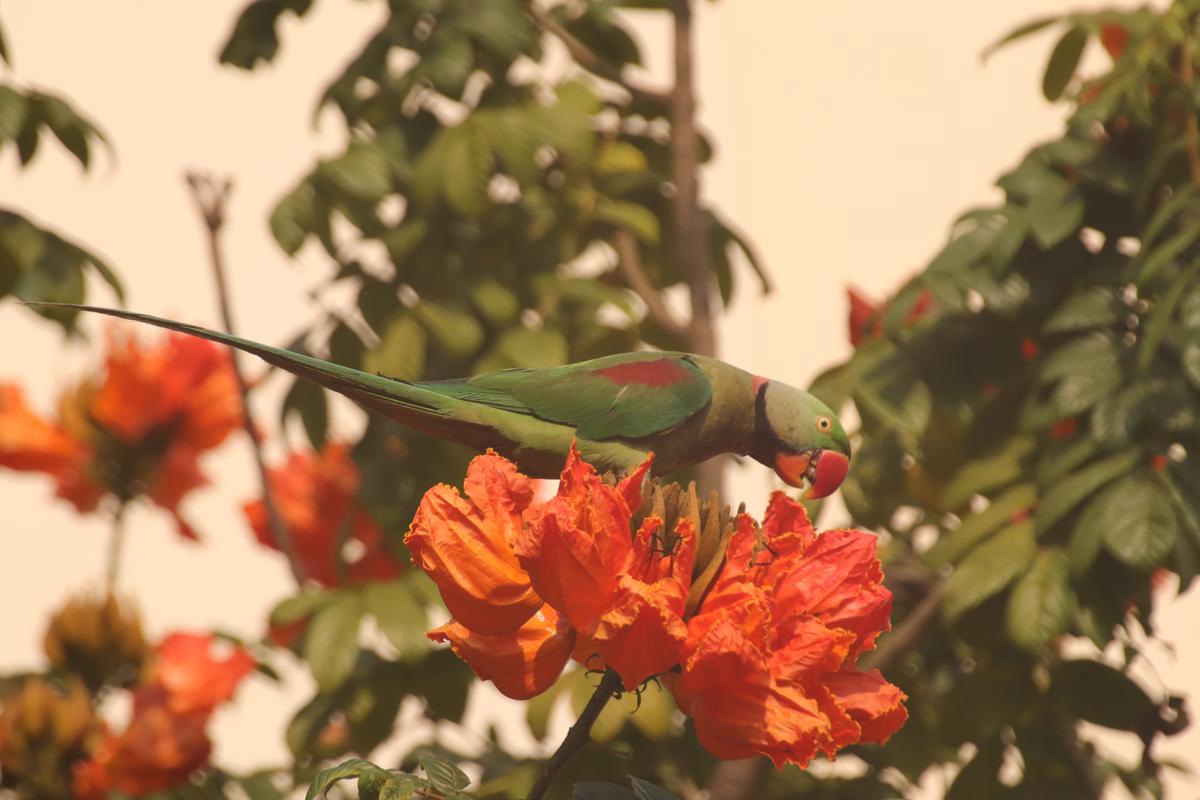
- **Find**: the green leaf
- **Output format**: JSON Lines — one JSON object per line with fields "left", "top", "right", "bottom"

{"left": 441, "top": 121, "right": 494, "bottom": 217}
{"left": 414, "top": 298, "right": 484, "bottom": 359}
{"left": 0, "top": 85, "right": 27, "bottom": 142}
{"left": 379, "top": 775, "right": 424, "bottom": 800}
{"left": 926, "top": 483, "right": 1038, "bottom": 568}
{"left": 1182, "top": 334, "right": 1200, "bottom": 390}
{"left": 1051, "top": 660, "right": 1157, "bottom": 731}
{"left": 270, "top": 181, "right": 317, "bottom": 256}
{"left": 945, "top": 736, "right": 1005, "bottom": 800}
{"left": 1036, "top": 449, "right": 1140, "bottom": 534}
{"left": 1007, "top": 549, "right": 1076, "bottom": 650}
{"left": 363, "top": 578, "right": 429, "bottom": 663}
{"left": 941, "top": 436, "right": 1035, "bottom": 510}
{"left": 595, "top": 199, "right": 660, "bottom": 244}
{"left": 526, "top": 671, "right": 567, "bottom": 741}
{"left": 320, "top": 141, "right": 393, "bottom": 201}
{"left": 1044, "top": 287, "right": 1123, "bottom": 334}
{"left": 492, "top": 327, "right": 568, "bottom": 369}
{"left": 418, "top": 757, "right": 470, "bottom": 795}
{"left": 1139, "top": 259, "right": 1200, "bottom": 372}
{"left": 1028, "top": 183, "right": 1084, "bottom": 248}
{"left": 944, "top": 521, "right": 1036, "bottom": 621}
{"left": 1136, "top": 223, "right": 1200, "bottom": 284}
{"left": 1038, "top": 332, "right": 1121, "bottom": 417}
{"left": 468, "top": 278, "right": 520, "bottom": 326}
{"left": 305, "top": 758, "right": 388, "bottom": 800}
{"left": 0, "top": 20, "right": 10, "bottom": 67}
{"left": 1096, "top": 476, "right": 1177, "bottom": 570}
{"left": 220, "top": 0, "right": 315, "bottom": 70}
{"left": 304, "top": 592, "right": 364, "bottom": 692}
{"left": 1042, "top": 26, "right": 1088, "bottom": 101}
{"left": 981, "top": 15, "right": 1061, "bottom": 61}
{"left": 35, "top": 92, "right": 105, "bottom": 168}
{"left": 629, "top": 777, "right": 682, "bottom": 800}
{"left": 596, "top": 141, "right": 648, "bottom": 174}
{"left": 573, "top": 784, "right": 638, "bottom": 800}
{"left": 365, "top": 313, "right": 426, "bottom": 381}
{"left": 269, "top": 590, "right": 331, "bottom": 627}
{"left": 282, "top": 376, "right": 328, "bottom": 448}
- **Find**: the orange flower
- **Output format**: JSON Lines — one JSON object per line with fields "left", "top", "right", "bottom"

{"left": 0, "top": 328, "right": 241, "bottom": 540}
{"left": 0, "top": 384, "right": 85, "bottom": 473}
{"left": 406, "top": 451, "right": 542, "bottom": 633}
{"left": 672, "top": 495, "right": 906, "bottom": 767}
{"left": 429, "top": 607, "right": 576, "bottom": 700}
{"left": 584, "top": 516, "right": 696, "bottom": 689}
{"left": 516, "top": 448, "right": 638, "bottom": 635}
{"left": 847, "top": 285, "right": 934, "bottom": 347}
{"left": 149, "top": 632, "right": 255, "bottom": 716}
{"left": 83, "top": 692, "right": 212, "bottom": 796}
{"left": 409, "top": 446, "right": 679, "bottom": 696}
{"left": 245, "top": 443, "right": 400, "bottom": 587}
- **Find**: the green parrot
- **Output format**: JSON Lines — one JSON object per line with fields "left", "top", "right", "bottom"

{"left": 33, "top": 304, "right": 852, "bottom": 497}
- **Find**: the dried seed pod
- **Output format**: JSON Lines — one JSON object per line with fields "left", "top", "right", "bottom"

{"left": 43, "top": 591, "right": 149, "bottom": 693}
{"left": 0, "top": 677, "right": 99, "bottom": 799}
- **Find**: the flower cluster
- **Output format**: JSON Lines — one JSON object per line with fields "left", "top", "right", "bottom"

{"left": 0, "top": 328, "right": 241, "bottom": 539}
{"left": 73, "top": 632, "right": 255, "bottom": 797}
{"left": 243, "top": 442, "right": 399, "bottom": 586}
{"left": 406, "top": 447, "right": 907, "bottom": 766}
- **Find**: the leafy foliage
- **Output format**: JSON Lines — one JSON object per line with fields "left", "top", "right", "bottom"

{"left": 815, "top": 3, "right": 1200, "bottom": 795}
{"left": 0, "top": 18, "right": 123, "bottom": 330}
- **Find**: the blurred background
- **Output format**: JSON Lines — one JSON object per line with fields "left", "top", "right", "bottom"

{"left": 2, "top": 1, "right": 1198, "bottom": 798}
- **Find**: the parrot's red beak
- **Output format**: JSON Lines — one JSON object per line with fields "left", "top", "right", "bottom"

{"left": 804, "top": 451, "right": 850, "bottom": 499}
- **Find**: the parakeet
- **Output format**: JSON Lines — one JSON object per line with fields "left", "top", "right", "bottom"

{"left": 33, "top": 304, "right": 852, "bottom": 498}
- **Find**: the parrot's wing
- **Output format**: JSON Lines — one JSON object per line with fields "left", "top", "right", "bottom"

{"left": 424, "top": 351, "right": 713, "bottom": 439}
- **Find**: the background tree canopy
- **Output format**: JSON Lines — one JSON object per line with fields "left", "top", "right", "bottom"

{"left": 1, "top": 1, "right": 1198, "bottom": 799}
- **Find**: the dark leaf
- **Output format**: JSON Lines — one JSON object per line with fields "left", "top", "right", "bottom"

{"left": 944, "top": 521, "right": 1036, "bottom": 621}
{"left": 303, "top": 592, "right": 364, "bottom": 692}
{"left": 981, "top": 15, "right": 1062, "bottom": 61}
{"left": 1051, "top": 660, "right": 1157, "bottom": 731}
{"left": 304, "top": 758, "right": 389, "bottom": 800}
{"left": 1042, "top": 26, "right": 1088, "bottom": 101}
{"left": 270, "top": 181, "right": 317, "bottom": 256}
{"left": 1036, "top": 448, "right": 1140, "bottom": 534}
{"left": 1007, "top": 548, "right": 1076, "bottom": 649}
{"left": 418, "top": 756, "right": 471, "bottom": 795}
{"left": 282, "top": 376, "right": 329, "bottom": 448}
{"left": 363, "top": 577, "right": 429, "bottom": 663}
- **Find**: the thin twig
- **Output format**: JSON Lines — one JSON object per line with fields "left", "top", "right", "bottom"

{"left": 527, "top": 6, "right": 671, "bottom": 107}
{"left": 1181, "top": 31, "right": 1200, "bottom": 188}
{"left": 860, "top": 578, "right": 946, "bottom": 673}
{"left": 528, "top": 670, "right": 623, "bottom": 800}
{"left": 105, "top": 504, "right": 128, "bottom": 594}
{"left": 185, "top": 171, "right": 309, "bottom": 586}
{"left": 613, "top": 229, "right": 689, "bottom": 338}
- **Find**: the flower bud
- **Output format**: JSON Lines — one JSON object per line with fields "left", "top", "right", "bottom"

{"left": 0, "top": 678, "right": 99, "bottom": 799}
{"left": 43, "top": 592, "right": 149, "bottom": 692}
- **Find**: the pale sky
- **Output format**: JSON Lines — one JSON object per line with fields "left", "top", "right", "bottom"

{"left": 1, "top": 1, "right": 1195, "bottom": 796}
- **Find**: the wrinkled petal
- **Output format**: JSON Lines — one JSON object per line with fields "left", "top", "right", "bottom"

{"left": 247, "top": 443, "right": 399, "bottom": 586}
{"left": 516, "top": 446, "right": 632, "bottom": 635}
{"left": 761, "top": 492, "right": 815, "bottom": 550}
{"left": 152, "top": 632, "right": 255, "bottom": 716}
{"left": 768, "top": 616, "right": 855, "bottom": 685}
{"left": 407, "top": 452, "right": 541, "bottom": 634}
{"left": 0, "top": 384, "right": 85, "bottom": 473}
{"left": 823, "top": 669, "right": 909, "bottom": 744}
{"left": 774, "top": 528, "right": 889, "bottom": 652}
{"left": 147, "top": 444, "right": 208, "bottom": 542}
{"left": 429, "top": 607, "right": 574, "bottom": 699}
{"left": 615, "top": 451, "right": 654, "bottom": 515}
{"left": 103, "top": 697, "right": 212, "bottom": 794}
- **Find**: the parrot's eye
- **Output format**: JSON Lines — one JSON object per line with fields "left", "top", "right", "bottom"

{"left": 816, "top": 415, "right": 832, "bottom": 432}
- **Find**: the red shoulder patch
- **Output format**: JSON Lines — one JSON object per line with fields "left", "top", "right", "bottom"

{"left": 594, "top": 358, "right": 692, "bottom": 388}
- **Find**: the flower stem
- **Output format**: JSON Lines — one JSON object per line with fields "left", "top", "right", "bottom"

{"left": 184, "top": 171, "right": 309, "bottom": 586}
{"left": 105, "top": 504, "right": 127, "bottom": 594}
{"left": 528, "top": 670, "right": 623, "bottom": 800}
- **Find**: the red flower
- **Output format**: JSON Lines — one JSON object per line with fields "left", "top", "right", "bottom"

{"left": 0, "top": 327, "right": 241, "bottom": 540}
{"left": 244, "top": 443, "right": 400, "bottom": 586}
{"left": 80, "top": 694, "right": 212, "bottom": 796}
{"left": 408, "top": 446, "right": 685, "bottom": 694}
{"left": 847, "top": 285, "right": 934, "bottom": 347}
{"left": 150, "top": 632, "right": 255, "bottom": 716}
{"left": 671, "top": 495, "right": 906, "bottom": 767}
{"left": 1049, "top": 418, "right": 1077, "bottom": 441}
{"left": 1100, "top": 23, "right": 1128, "bottom": 60}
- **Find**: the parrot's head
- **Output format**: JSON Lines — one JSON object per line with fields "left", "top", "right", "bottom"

{"left": 753, "top": 380, "right": 851, "bottom": 499}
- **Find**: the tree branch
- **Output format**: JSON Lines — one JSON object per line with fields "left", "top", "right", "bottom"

{"left": 528, "top": 670, "right": 623, "bottom": 800}
{"left": 1180, "top": 30, "right": 1200, "bottom": 187}
{"left": 613, "top": 229, "right": 690, "bottom": 339}
{"left": 527, "top": 6, "right": 671, "bottom": 107}
{"left": 185, "top": 171, "right": 309, "bottom": 586}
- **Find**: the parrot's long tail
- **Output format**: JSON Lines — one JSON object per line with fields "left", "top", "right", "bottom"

{"left": 26, "top": 303, "right": 493, "bottom": 445}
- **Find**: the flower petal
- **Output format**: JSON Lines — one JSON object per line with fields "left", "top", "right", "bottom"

{"left": 0, "top": 384, "right": 86, "bottom": 473}
{"left": 823, "top": 668, "right": 909, "bottom": 744}
{"left": 429, "top": 607, "right": 574, "bottom": 699}
{"left": 407, "top": 452, "right": 541, "bottom": 634}
{"left": 515, "top": 446, "right": 632, "bottom": 635}
{"left": 152, "top": 632, "right": 255, "bottom": 716}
